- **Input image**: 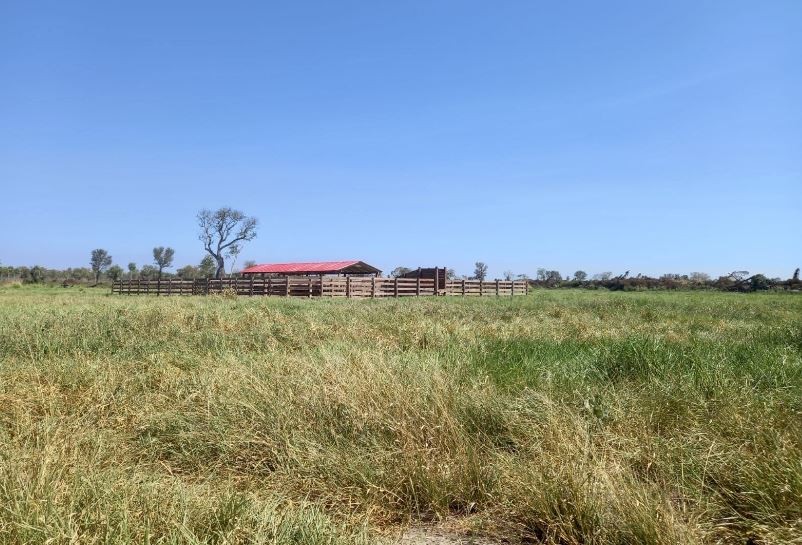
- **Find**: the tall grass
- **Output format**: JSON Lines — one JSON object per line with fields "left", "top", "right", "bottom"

{"left": 1, "top": 286, "right": 800, "bottom": 543}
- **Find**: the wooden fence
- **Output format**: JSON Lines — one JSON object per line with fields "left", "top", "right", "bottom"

{"left": 111, "top": 277, "right": 528, "bottom": 298}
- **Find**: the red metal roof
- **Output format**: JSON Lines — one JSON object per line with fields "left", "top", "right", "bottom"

{"left": 241, "top": 261, "right": 380, "bottom": 275}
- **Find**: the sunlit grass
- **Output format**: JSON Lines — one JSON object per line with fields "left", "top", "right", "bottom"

{"left": 1, "top": 286, "right": 800, "bottom": 543}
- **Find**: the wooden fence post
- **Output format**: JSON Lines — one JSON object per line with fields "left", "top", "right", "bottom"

{"left": 371, "top": 276, "right": 376, "bottom": 298}
{"left": 394, "top": 277, "right": 398, "bottom": 298}
{"left": 462, "top": 279, "right": 466, "bottom": 296}
{"left": 346, "top": 277, "right": 351, "bottom": 298}
{"left": 167, "top": 278, "right": 172, "bottom": 296}
{"left": 496, "top": 279, "right": 499, "bottom": 296}
{"left": 416, "top": 277, "right": 421, "bottom": 296}
{"left": 308, "top": 277, "right": 312, "bottom": 298}
{"left": 249, "top": 275, "right": 254, "bottom": 296}
{"left": 285, "top": 277, "right": 290, "bottom": 297}
{"left": 267, "top": 277, "right": 272, "bottom": 296}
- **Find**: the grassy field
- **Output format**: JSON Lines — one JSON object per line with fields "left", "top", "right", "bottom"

{"left": 1, "top": 285, "right": 800, "bottom": 544}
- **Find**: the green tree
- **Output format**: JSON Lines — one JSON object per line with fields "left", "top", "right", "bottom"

{"left": 749, "top": 274, "right": 771, "bottom": 291}
{"left": 152, "top": 246, "right": 175, "bottom": 279}
{"left": 90, "top": 249, "right": 112, "bottom": 284}
{"left": 28, "top": 265, "right": 46, "bottom": 284}
{"left": 198, "top": 256, "right": 216, "bottom": 278}
{"left": 391, "top": 266, "right": 412, "bottom": 278}
{"left": 574, "top": 270, "right": 588, "bottom": 282}
{"left": 473, "top": 262, "right": 488, "bottom": 281}
{"left": 140, "top": 265, "right": 158, "bottom": 280}
{"left": 176, "top": 265, "right": 199, "bottom": 279}
{"left": 107, "top": 265, "right": 123, "bottom": 282}
{"left": 127, "top": 262, "right": 137, "bottom": 279}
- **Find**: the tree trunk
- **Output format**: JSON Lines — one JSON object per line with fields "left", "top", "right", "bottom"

{"left": 215, "top": 256, "right": 225, "bottom": 279}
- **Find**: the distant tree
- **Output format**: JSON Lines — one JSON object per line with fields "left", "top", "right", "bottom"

{"left": 793, "top": 268, "right": 800, "bottom": 282}
{"left": 473, "top": 262, "right": 488, "bottom": 281}
{"left": 594, "top": 272, "right": 613, "bottom": 281}
{"left": 127, "top": 262, "right": 137, "bottom": 279}
{"left": 227, "top": 244, "right": 242, "bottom": 274}
{"left": 176, "top": 265, "right": 199, "bottom": 279}
{"left": 152, "top": 246, "right": 175, "bottom": 279}
{"left": 198, "top": 255, "right": 217, "bottom": 278}
{"left": 728, "top": 270, "right": 750, "bottom": 281}
{"left": 28, "top": 265, "right": 46, "bottom": 284}
{"left": 574, "top": 270, "right": 588, "bottom": 282}
{"left": 243, "top": 260, "right": 257, "bottom": 270}
{"left": 749, "top": 274, "right": 771, "bottom": 291}
{"left": 545, "top": 270, "right": 562, "bottom": 285}
{"left": 536, "top": 268, "right": 547, "bottom": 281}
{"left": 90, "top": 249, "right": 112, "bottom": 284}
{"left": 140, "top": 265, "right": 158, "bottom": 280}
{"left": 107, "top": 265, "right": 123, "bottom": 282}
{"left": 197, "top": 207, "right": 258, "bottom": 279}
{"left": 446, "top": 268, "right": 457, "bottom": 280}
{"left": 391, "top": 266, "right": 412, "bottom": 278}
{"left": 689, "top": 272, "right": 711, "bottom": 284}
{"left": 502, "top": 270, "right": 514, "bottom": 281}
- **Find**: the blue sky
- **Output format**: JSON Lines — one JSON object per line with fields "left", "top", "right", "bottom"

{"left": 1, "top": 1, "right": 800, "bottom": 279}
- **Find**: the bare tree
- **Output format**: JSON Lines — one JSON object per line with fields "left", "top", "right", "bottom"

{"left": 90, "top": 249, "right": 112, "bottom": 284}
{"left": 197, "top": 207, "right": 258, "bottom": 279}
{"left": 152, "top": 246, "right": 175, "bottom": 279}
{"left": 473, "top": 262, "right": 488, "bottom": 281}
{"left": 503, "top": 270, "right": 514, "bottom": 281}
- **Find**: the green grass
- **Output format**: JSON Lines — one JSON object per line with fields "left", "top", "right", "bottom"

{"left": 1, "top": 285, "right": 801, "bottom": 544}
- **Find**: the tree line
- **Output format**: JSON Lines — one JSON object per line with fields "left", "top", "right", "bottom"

{"left": 385, "top": 263, "right": 801, "bottom": 292}
{"left": 2, "top": 206, "right": 799, "bottom": 293}
{"left": 1, "top": 207, "right": 259, "bottom": 285}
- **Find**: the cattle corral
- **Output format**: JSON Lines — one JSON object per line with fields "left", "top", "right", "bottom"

{"left": 111, "top": 276, "right": 528, "bottom": 297}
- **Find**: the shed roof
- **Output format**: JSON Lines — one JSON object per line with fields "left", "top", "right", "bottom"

{"left": 241, "top": 261, "right": 381, "bottom": 275}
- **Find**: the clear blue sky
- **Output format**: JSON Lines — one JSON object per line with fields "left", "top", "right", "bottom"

{"left": 2, "top": 1, "right": 800, "bottom": 279}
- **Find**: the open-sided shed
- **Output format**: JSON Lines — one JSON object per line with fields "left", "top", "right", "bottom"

{"left": 241, "top": 260, "right": 381, "bottom": 277}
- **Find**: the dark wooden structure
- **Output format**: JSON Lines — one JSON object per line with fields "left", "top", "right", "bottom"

{"left": 399, "top": 267, "right": 447, "bottom": 292}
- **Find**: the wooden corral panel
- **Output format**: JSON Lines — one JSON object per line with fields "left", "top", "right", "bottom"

{"left": 112, "top": 277, "right": 527, "bottom": 298}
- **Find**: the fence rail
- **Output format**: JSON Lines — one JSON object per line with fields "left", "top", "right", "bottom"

{"left": 111, "top": 277, "right": 528, "bottom": 298}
